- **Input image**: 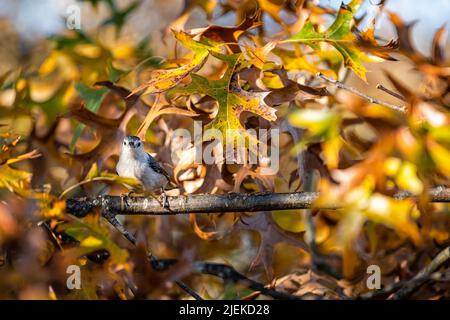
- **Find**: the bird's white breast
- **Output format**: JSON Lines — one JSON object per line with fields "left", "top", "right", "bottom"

{"left": 116, "top": 151, "right": 167, "bottom": 191}
{"left": 116, "top": 154, "right": 140, "bottom": 179}
{"left": 116, "top": 155, "right": 147, "bottom": 182}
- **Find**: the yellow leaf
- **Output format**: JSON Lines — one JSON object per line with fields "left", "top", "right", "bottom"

{"left": 289, "top": 108, "right": 340, "bottom": 137}
{"left": 132, "top": 31, "right": 220, "bottom": 96}
{"left": 323, "top": 136, "right": 342, "bottom": 169}
{"left": 396, "top": 162, "right": 423, "bottom": 194}
{"left": 272, "top": 48, "right": 336, "bottom": 78}
{"left": 80, "top": 236, "right": 103, "bottom": 248}
{"left": 85, "top": 163, "right": 100, "bottom": 180}
{"left": 427, "top": 138, "right": 450, "bottom": 177}
{"left": 272, "top": 210, "right": 305, "bottom": 233}
{"left": 39, "top": 51, "right": 58, "bottom": 75}
{"left": 365, "top": 194, "right": 422, "bottom": 246}
{"left": 74, "top": 43, "right": 102, "bottom": 59}
{"left": 384, "top": 157, "right": 401, "bottom": 176}
{"left": 44, "top": 200, "right": 66, "bottom": 219}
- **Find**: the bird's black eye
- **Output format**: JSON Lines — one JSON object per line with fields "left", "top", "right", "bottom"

{"left": 137, "top": 142, "right": 141, "bottom": 147}
{"left": 123, "top": 141, "right": 127, "bottom": 145}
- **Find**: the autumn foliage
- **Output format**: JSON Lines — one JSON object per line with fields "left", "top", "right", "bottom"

{"left": 0, "top": 0, "right": 449, "bottom": 300}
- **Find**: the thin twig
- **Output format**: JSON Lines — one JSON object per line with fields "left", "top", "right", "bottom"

{"left": 376, "top": 84, "right": 406, "bottom": 101}
{"left": 359, "top": 281, "right": 404, "bottom": 300}
{"left": 103, "top": 210, "right": 137, "bottom": 244}
{"left": 316, "top": 72, "right": 406, "bottom": 113}
{"left": 361, "top": 246, "right": 450, "bottom": 300}
{"left": 66, "top": 187, "right": 450, "bottom": 217}
{"left": 173, "top": 280, "right": 204, "bottom": 300}
{"left": 390, "top": 246, "right": 450, "bottom": 299}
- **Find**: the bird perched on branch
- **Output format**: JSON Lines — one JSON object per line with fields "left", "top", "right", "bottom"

{"left": 116, "top": 135, "right": 176, "bottom": 207}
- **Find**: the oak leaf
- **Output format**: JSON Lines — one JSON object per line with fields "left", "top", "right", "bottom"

{"left": 283, "top": 1, "right": 367, "bottom": 80}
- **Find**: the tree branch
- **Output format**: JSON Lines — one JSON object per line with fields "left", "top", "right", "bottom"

{"left": 65, "top": 187, "right": 449, "bottom": 300}
{"left": 390, "top": 246, "right": 450, "bottom": 299}
{"left": 316, "top": 72, "right": 406, "bottom": 113}
{"left": 376, "top": 84, "right": 406, "bottom": 101}
{"left": 66, "top": 187, "right": 450, "bottom": 217}
{"left": 360, "top": 246, "right": 450, "bottom": 300}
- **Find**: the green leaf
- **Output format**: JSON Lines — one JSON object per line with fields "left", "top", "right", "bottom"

{"left": 286, "top": 0, "right": 366, "bottom": 80}
{"left": 70, "top": 82, "right": 108, "bottom": 151}
{"left": 168, "top": 52, "right": 277, "bottom": 145}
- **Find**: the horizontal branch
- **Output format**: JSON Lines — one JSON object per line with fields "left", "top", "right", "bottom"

{"left": 66, "top": 187, "right": 450, "bottom": 217}
{"left": 65, "top": 187, "right": 449, "bottom": 300}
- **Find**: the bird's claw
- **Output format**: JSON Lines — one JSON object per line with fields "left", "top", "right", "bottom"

{"left": 159, "top": 192, "right": 169, "bottom": 209}
{"left": 120, "top": 191, "right": 135, "bottom": 210}
{"left": 120, "top": 194, "right": 125, "bottom": 211}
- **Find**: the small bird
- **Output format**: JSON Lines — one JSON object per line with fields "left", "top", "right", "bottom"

{"left": 116, "top": 135, "right": 175, "bottom": 206}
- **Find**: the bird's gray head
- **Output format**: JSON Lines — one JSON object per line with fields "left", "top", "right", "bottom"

{"left": 122, "top": 136, "right": 144, "bottom": 154}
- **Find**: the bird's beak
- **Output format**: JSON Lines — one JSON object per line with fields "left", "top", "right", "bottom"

{"left": 129, "top": 141, "right": 134, "bottom": 147}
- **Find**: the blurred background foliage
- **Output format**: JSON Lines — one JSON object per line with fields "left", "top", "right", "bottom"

{"left": 0, "top": 0, "right": 449, "bottom": 299}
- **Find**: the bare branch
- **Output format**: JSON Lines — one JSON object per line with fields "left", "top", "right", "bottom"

{"left": 316, "top": 72, "right": 406, "bottom": 113}
{"left": 360, "top": 246, "right": 450, "bottom": 300}
{"left": 390, "top": 246, "right": 450, "bottom": 299}
{"left": 66, "top": 187, "right": 450, "bottom": 217}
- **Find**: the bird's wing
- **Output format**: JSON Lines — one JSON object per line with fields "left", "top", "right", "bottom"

{"left": 147, "top": 153, "right": 171, "bottom": 181}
